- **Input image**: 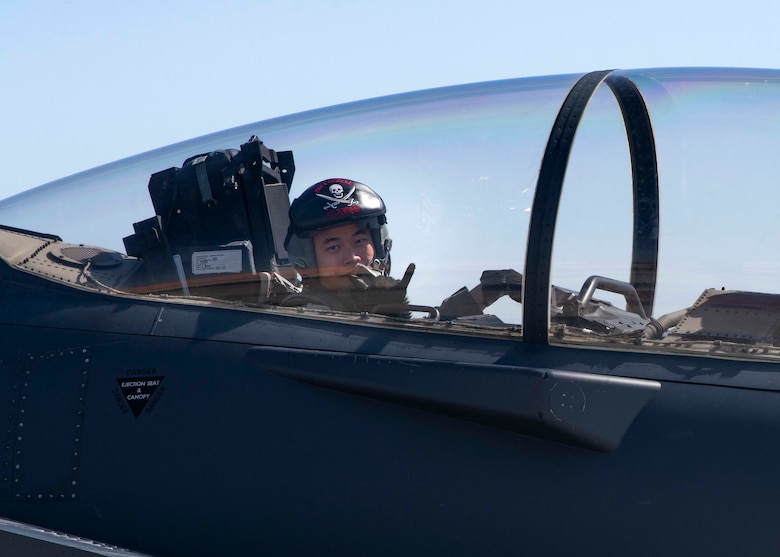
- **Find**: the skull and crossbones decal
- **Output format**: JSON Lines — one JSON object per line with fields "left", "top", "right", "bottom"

{"left": 316, "top": 183, "right": 358, "bottom": 210}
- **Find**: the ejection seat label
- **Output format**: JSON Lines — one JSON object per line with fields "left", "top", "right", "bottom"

{"left": 192, "top": 250, "right": 242, "bottom": 274}
{"left": 115, "top": 375, "right": 166, "bottom": 418}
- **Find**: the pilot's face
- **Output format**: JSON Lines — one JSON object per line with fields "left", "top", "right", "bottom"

{"left": 312, "top": 223, "right": 376, "bottom": 290}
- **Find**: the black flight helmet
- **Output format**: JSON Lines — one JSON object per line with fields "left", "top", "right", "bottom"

{"left": 285, "top": 178, "right": 391, "bottom": 274}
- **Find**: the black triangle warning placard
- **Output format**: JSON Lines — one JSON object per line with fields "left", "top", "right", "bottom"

{"left": 116, "top": 376, "right": 165, "bottom": 418}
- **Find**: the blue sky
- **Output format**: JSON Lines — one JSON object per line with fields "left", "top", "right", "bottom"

{"left": 2, "top": 0, "right": 779, "bottom": 199}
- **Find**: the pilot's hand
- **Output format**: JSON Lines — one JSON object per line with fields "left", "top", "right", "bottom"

{"left": 350, "top": 263, "right": 382, "bottom": 287}
{"left": 351, "top": 263, "right": 414, "bottom": 289}
{"left": 350, "top": 263, "right": 415, "bottom": 312}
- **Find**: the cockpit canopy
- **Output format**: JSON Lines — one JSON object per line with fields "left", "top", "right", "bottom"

{"left": 1, "top": 67, "right": 780, "bottom": 360}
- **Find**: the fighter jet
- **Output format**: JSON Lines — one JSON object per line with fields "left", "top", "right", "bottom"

{"left": 0, "top": 67, "right": 778, "bottom": 556}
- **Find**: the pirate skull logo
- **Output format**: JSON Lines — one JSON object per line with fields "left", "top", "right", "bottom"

{"left": 316, "top": 182, "right": 358, "bottom": 210}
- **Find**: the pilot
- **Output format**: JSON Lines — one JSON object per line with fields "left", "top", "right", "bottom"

{"left": 283, "top": 178, "right": 413, "bottom": 316}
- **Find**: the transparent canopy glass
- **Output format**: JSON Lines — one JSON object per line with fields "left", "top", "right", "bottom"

{"left": 1, "top": 68, "right": 779, "bottom": 359}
